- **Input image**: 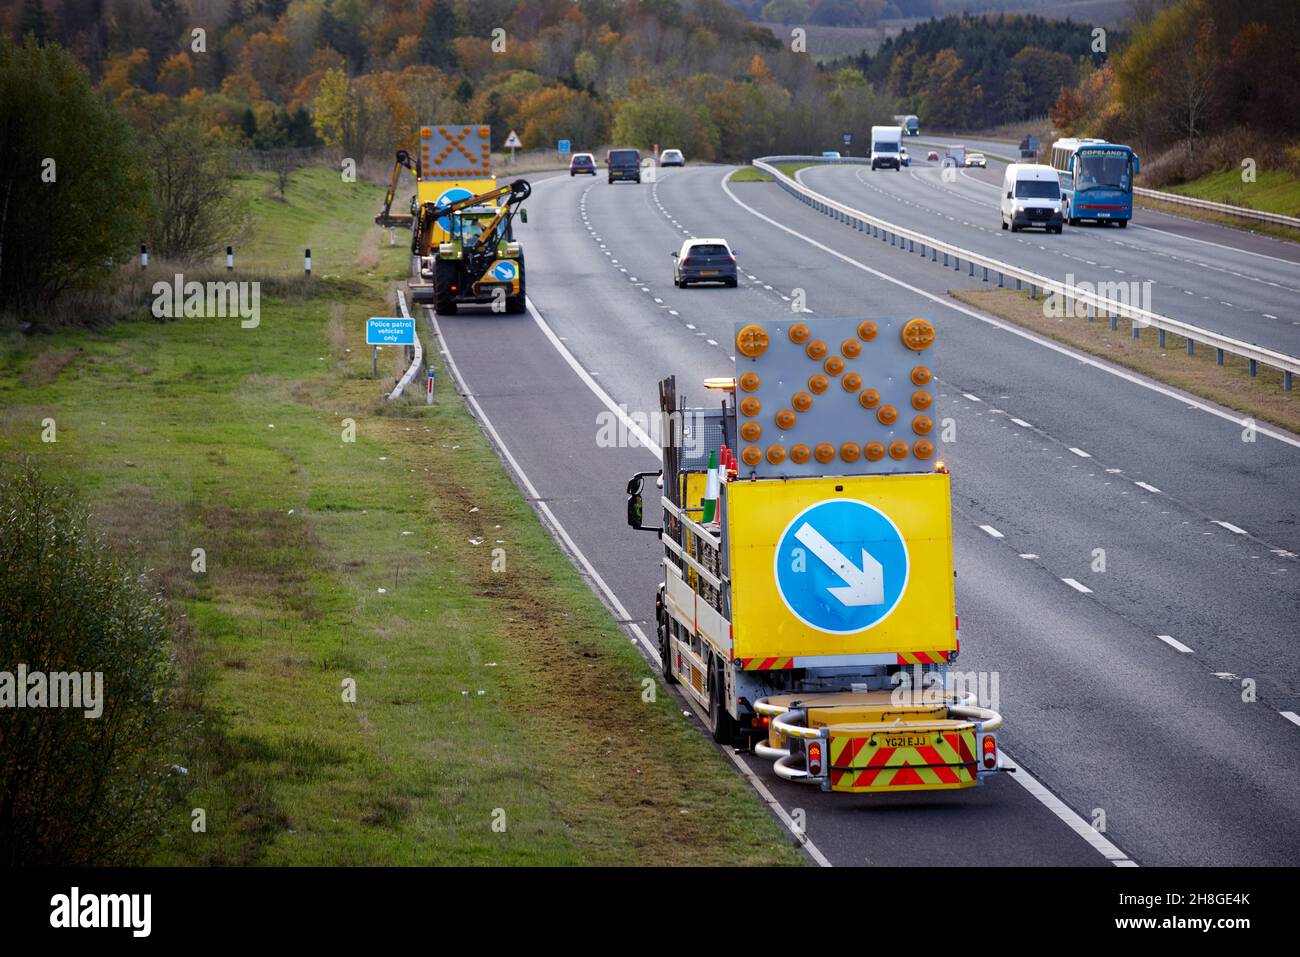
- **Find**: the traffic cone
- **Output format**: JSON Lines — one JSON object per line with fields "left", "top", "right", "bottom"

{"left": 702, "top": 450, "right": 720, "bottom": 524}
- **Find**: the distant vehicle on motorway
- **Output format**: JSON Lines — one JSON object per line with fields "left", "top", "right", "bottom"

{"left": 965, "top": 152, "right": 987, "bottom": 168}
{"left": 1001, "top": 163, "right": 1064, "bottom": 233}
{"left": 672, "top": 238, "right": 738, "bottom": 288}
{"left": 892, "top": 113, "right": 921, "bottom": 136}
{"left": 569, "top": 152, "right": 596, "bottom": 176}
{"left": 822, "top": 151, "right": 841, "bottom": 158}
{"left": 607, "top": 148, "right": 642, "bottom": 183}
{"left": 660, "top": 148, "right": 685, "bottom": 167}
{"left": 870, "top": 125, "right": 903, "bottom": 170}
{"left": 900, "top": 146, "right": 911, "bottom": 167}
{"left": 946, "top": 144, "right": 966, "bottom": 167}
{"left": 927, "top": 150, "right": 940, "bottom": 162}
{"left": 1050, "top": 137, "right": 1140, "bottom": 227}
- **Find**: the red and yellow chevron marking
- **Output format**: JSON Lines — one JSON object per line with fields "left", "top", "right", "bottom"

{"left": 897, "top": 650, "right": 950, "bottom": 665}
{"left": 829, "top": 728, "right": 977, "bottom": 792}
{"left": 737, "top": 657, "right": 795, "bottom": 671}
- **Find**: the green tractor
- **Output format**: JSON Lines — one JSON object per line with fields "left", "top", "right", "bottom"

{"left": 410, "top": 179, "right": 531, "bottom": 315}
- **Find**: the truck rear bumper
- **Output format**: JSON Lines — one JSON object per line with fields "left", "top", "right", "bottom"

{"left": 754, "top": 691, "right": 1002, "bottom": 793}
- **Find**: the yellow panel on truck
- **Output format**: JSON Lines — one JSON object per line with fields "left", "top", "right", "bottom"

{"left": 726, "top": 471, "right": 956, "bottom": 662}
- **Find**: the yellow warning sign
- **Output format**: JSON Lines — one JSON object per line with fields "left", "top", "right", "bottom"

{"left": 725, "top": 471, "right": 956, "bottom": 661}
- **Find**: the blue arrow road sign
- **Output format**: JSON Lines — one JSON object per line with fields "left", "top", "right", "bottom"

{"left": 366, "top": 317, "right": 415, "bottom": 346}
{"left": 491, "top": 261, "right": 518, "bottom": 282}
{"left": 774, "top": 499, "right": 909, "bottom": 634}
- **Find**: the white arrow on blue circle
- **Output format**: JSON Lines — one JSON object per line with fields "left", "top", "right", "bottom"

{"left": 794, "top": 521, "right": 884, "bottom": 607}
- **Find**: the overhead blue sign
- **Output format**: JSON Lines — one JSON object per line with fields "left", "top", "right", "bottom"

{"left": 558, "top": 139, "right": 571, "bottom": 154}
{"left": 366, "top": 317, "right": 415, "bottom": 346}
{"left": 773, "top": 499, "right": 908, "bottom": 634}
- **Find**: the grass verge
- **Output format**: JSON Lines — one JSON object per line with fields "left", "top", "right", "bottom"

{"left": 0, "top": 167, "right": 804, "bottom": 866}
{"left": 951, "top": 288, "right": 1300, "bottom": 436}
{"left": 730, "top": 166, "right": 773, "bottom": 183}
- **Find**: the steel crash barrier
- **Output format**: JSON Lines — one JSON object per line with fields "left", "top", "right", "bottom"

{"left": 1132, "top": 186, "right": 1300, "bottom": 230}
{"left": 751, "top": 156, "right": 1300, "bottom": 392}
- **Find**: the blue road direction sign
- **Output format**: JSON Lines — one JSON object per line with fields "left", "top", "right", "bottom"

{"left": 773, "top": 498, "right": 909, "bottom": 634}
{"left": 366, "top": 317, "right": 416, "bottom": 346}
{"left": 490, "top": 260, "right": 518, "bottom": 282}
{"left": 558, "top": 139, "right": 571, "bottom": 154}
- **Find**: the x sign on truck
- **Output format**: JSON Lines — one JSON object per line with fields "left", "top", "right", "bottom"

{"left": 625, "top": 317, "right": 1004, "bottom": 793}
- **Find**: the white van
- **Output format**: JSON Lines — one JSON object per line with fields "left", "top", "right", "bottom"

{"left": 1001, "top": 163, "right": 1064, "bottom": 233}
{"left": 870, "top": 126, "right": 902, "bottom": 170}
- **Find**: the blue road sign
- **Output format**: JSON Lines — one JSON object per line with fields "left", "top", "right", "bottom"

{"left": 366, "top": 317, "right": 415, "bottom": 346}
{"left": 490, "top": 260, "right": 518, "bottom": 282}
{"left": 773, "top": 498, "right": 909, "bottom": 634}
{"left": 558, "top": 139, "right": 571, "bottom": 154}
{"left": 434, "top": 186, "right": 473, "bottom": 232}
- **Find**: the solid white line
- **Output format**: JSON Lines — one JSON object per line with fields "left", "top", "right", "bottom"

{"left": 1068, "top": 447, "right": 1091, "bottom": 458}
{"left": 998, "top": 750, "right": 1135, "bottom": 865}
{"left": 1280, "top": 711, "right": 1300, "bottom": 729}
{"left": 979, "top": 524, "right": 1004, "bottom": 539}
{"left": 1134, "top": 481, "right": 1162, "bottom": 493}
{"left": 1062, "top": 578, "right": 1093, "bottom": 594}
{"left": 1157, "top": 634, "right": 1194, "bottom": 654}
{"left": 431, "top": 300, "right": 832, "bottom": 868}
{"left": 1213, "top": 520, "right": 1248, "bottom": 535}
{"left": 1129, "top": 220, "right": 1300, "bottom": 267}
{"left": 718, "top": 170, "right": 1300, "bottom": 451}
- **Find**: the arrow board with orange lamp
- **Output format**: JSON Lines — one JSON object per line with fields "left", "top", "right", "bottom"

{"left": 732, "top": 316, "right": 937, "bottom": 478}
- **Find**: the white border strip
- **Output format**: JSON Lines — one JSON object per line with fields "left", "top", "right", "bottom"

{"left": 998, "top": 750, "right": 1135, "bottom": 865}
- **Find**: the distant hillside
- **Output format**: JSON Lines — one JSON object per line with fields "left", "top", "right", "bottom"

{"left": 729, "top": 0, "right": 1135, "bottom": 30}
{"left": 833, "top": 13, "right": 1110, "bottom": 129}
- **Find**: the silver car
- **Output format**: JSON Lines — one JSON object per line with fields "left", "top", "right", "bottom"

{"left": 672, "top": 238, "right": 737, "bottom": 287}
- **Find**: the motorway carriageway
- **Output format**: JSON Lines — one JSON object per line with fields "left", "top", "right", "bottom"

{"left": 844, "top": 135, "right": 1300, "bottom": 354}
{"left": 425, "top": 163, "right": 1300, "bottom": 867}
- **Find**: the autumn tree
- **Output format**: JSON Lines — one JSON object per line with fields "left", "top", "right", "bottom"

{"left": 0, "top": 37, "right": 151, "bottom": 314}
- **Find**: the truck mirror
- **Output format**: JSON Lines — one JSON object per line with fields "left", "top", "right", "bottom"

{"left": 671, "top": 251, "right": 678, "bottom": 259}
{"left": 520, "top": 209, "right": 528, "bottom": 224}
{"left": 626, "top": 471, "right": 663, "bottom": 534}
{"left": 1006, "top": 191, "right": 1013, "bottom": 199}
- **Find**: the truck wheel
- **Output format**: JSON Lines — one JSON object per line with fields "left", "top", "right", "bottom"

{"left": 1117, "top": 219, "right": 1128, "bottom": 228}
{"left": 707, "top": 659, "right": 736, "bottom": 745}
{"left": 505, "top": 259, "right": 526, "bottom": 314}
{"left": 433, "top": 259, "right": 458, "bottom": 315}
{"left": 656, "top": 593, "right": 676, "bottom": 686}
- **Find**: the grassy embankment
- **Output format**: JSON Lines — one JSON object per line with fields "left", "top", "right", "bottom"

{"left": 0, "top": 167, "right": 804, "bottom": 866}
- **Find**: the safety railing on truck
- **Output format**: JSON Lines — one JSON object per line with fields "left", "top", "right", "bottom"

{"left": 750, "top": 156, "right": 1300, "bottom": 392}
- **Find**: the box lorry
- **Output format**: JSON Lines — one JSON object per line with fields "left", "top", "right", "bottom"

{"left": 870, "top": 126, "right": 903, "bottom": 170}
{"left": 626, "top": 318, "right": 1004, "bottom": 793}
